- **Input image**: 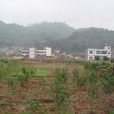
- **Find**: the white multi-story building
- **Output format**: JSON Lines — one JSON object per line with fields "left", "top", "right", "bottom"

{"left": 45, "top": 47, "right": 52, "bottom": 56}
{"left": 29, "top": 48, "right": 36, "bottom": 59}
{"left": 22, "top": 49, "right": 29, "bottom": 57}
{"left": 37, "top": 47, "right": 52, "bottom": 57}
{"left": 29, "top": 47, "right": 52, "bottom": 59}
{"left": 87, "top": 43, "right": 111, "bottom": 61}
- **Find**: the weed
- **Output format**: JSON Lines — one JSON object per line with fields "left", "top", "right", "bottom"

{"left": 0, "top": 100, "right": 9, "bottom": 106}
{"left": 7, "top": 78, "right": 16, "bottom": 95}
{"left": 26, "top": 99, "right": 40, "bottom": 111}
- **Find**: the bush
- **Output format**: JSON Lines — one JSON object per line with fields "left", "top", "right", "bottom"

{"left": 0, "top": 100, "right": 9, "bottom": 106}
{"left": 51, "top": 68, "right": 70, "bottom": 112}
{"left": 26, "top": 99, "right": 40, "bottom": 111}
{"left": 72, "top": 68, "right": 80, "bottom": 83}
{"left": 54, "top": 68, "right": 68, "bottom": 84}
{"left": 101, "top": 72, "right": 114, "bottom": 94}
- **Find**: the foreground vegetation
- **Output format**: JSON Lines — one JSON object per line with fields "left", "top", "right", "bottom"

{"left": 0, "top": 59, "right": 114, "bottom": 114}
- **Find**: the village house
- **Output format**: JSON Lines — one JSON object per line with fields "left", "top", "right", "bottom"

{"left": 87, "top": 43, "right": 111, "bottom": 61}
{"left": 29, "top": 47, "right": 52, "bottom": 59}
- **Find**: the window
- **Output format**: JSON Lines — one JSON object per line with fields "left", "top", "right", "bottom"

{"left": 101, "top": 51, "right": 107, "bottom": 54}
{"left": 96, "top": 51, "right": 101, "bottom": 54}
{"left": 89, "top": 50, "right": 93, "bottom": 54}
{"left": 96, "top": 50, "right": 107, "bottom": 54}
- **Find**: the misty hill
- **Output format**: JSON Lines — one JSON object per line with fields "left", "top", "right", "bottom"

{"left": 58, "top": 28, "right": 114, "bottom": 54}
{"left": 0, "top": 21, "right": 114, "bottom": 55}
{"left": 0, "top": 21, "right": 74, "bottom": 47}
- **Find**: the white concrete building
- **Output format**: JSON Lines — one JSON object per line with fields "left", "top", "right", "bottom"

{"left": 45, "top": 47, "right": 52, "bottom": 56}
{"left": 29, "top": 47, "right": 52, "bottom": 59}
{"left": 87, "top": 43, "right": 111, "bottom": 61}
{"left": 22, "top": 50, "right": 29, "bottom": 57}
{"left": 37, "top": 47, "right": 52, "bottom": 56}
{"left": 29, "top": 48, "right": 36, "bottom": 59}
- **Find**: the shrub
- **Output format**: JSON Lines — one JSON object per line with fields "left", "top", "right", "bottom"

{"left": 0, "top": 100, "right": 9, "bottom": 106}
{"left": 26, "top": 99, "right": 40, "bottom": 111}
{"left": 72, "top": 68, "right": 80, "bottom": 84}
{"left": 101, "top": 72, "right": 114, "bottom": 94}
{"left": 54, "top": 68, "right": 68, "bottom": 84}
{"left": 17, "top": 68, "right": 31, "bottom": 87}
{"left": 51, "top": 68, "right": 70, "bottom": 112}
{"left": 7, "top": 78, "right": 16, "bottom": 95}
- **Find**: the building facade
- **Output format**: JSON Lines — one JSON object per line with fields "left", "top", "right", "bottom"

{"left": 29, "top": 48, "right": 36, "bottom": 59}
{"left": 87, "top": 43, "right": 111, "bottom": 61}
{"left": 22, "top": 49, "right": 29, "bottom": 57}
{"left": 29, "top": 47, "right": 52, "bottom": 59}
{"left": 37, "top": 47, "right": 52, "bottom": 56}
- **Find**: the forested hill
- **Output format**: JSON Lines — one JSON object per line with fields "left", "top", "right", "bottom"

{"left": 58, "top": 28, "right": 114, "bottom": 54}
{"left": 0, "top": 20, "right": 114, "bottom": 55}
{"left": 0, "top": 21, "right": 75, "bottom": 47}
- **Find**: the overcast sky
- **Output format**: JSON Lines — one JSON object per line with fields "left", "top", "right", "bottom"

{"left": 0, "top": 0, "right": 114, "bottom": 29}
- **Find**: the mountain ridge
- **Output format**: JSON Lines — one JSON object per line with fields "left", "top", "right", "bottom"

{"left": 0, "top": 20, "right": 114, "bottom": 55}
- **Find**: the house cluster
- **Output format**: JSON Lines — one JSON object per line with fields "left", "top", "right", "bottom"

{"left": 0, "top": 46, "right": 83, "bottom": 60}
{"left": 0, "top": 43, "right": 112, "bottom": 61}
{"left": 87, "top": 43, "right": 112, "bottom": 61}
{"left": 0, "top": 47, "right": 25, "bottom": 56}
{"left": 0, "top": 47, "right": 53, "bottom": 59}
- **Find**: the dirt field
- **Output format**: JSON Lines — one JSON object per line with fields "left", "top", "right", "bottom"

{"left": 0, "top": 60, "right": 114, "bottom": 114}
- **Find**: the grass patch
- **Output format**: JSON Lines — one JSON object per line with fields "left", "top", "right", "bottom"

{"left": 34, "top": 69, "right": 49, "bottom": 77}
{"left": 0, "top": 100, "right": 9, "bottom": 106}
